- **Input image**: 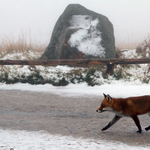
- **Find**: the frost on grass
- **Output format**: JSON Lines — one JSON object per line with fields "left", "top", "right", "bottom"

{"left": 0, "top": 49, "right": 42, "bottom": 60}
{"left": 68, "top": 15, "right": 105, "bottom": 57}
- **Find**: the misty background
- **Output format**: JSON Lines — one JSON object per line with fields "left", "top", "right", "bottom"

{"left": 1, "top": 0, "right": 150, "bottom": 49}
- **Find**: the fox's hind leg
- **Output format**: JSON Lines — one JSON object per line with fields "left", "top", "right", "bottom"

{"left": 145, "top": 113, "right": 150, "bottom": 131}
{"left": 131, "top": 115, "right": 142, "bottom": 133}
{"left": 101, "top": 115, "right": 122, "bottom": 131}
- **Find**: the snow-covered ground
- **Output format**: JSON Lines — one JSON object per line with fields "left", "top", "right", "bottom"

{"left": 1, "top": 83, "right": 150, "bottom": 150}
{"left": 1, "top": 81, "right": 150, "bottom": 98}
{"left": 0, "top": 128, "right": 149, "bottom": 150}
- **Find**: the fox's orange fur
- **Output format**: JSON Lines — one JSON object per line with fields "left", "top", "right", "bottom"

{"left": 96, "top": 93, "right": 150, "bottom": 133}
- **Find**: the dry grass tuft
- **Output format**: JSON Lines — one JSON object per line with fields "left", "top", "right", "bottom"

{"left": 0, "top": 32, "right": 47, "bottom": 54}
{"left": 136, "top": 34, "right": 150, "bottom": 58}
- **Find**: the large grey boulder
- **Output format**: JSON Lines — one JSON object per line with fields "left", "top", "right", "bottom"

{"left": 41, "top": 4, "right": 116, "bottom": 60}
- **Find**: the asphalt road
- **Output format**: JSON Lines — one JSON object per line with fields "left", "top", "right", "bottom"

{"left": 0, "top": 90, "right": 150, "bottom": 146}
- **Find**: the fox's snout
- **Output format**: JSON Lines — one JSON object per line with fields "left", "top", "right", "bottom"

{"left": 96, "top": 109, "right": 103, "bottom": 113}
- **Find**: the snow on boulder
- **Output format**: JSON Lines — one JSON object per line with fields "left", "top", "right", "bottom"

{"left": 68, "top": 16, "right": 105, "bottom": 57}
{"left": 41, "top": 4, "right": 116, "bottom": 60}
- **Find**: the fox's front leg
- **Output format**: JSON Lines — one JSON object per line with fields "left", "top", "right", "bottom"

{"left": 102, "top": 115, "right": 122, "bottom": 131}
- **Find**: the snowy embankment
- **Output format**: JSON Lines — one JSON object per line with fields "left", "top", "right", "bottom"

{"left": 1, "top": 49, "right": 150, "bottom": 86}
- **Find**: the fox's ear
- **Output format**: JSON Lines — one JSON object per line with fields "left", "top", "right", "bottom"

{"left": 106, "top": 94, "right": 112, "bottom": 102}
{"left": 103, "top": 93, "right": 107, "bottom": 98}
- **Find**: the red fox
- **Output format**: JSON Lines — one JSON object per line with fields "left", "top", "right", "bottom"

{"left": 96, "top": 93, "right": 150, "bottom": 133}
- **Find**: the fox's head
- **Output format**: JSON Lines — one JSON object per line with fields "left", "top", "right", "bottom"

{"left": 96, "top": 93, "right": 112, "bottom": 113}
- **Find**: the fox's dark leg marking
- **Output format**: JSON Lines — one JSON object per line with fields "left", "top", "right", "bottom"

{"left": 145, "top": 113, "right": 150, "bottom": 131}
{"left": 131, "top": 115, "right": 142, "bottom": 133}
{"left": 101, "top": 115, "right": 122, "bottom": 131}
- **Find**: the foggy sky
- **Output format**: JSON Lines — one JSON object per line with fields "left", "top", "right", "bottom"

{"left": 1, "top": 0, "right": 150, "bottom": 48}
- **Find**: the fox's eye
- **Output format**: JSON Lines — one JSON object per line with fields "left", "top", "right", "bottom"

{"left": 101, "top": 104, "right": 105, "bottom": 107}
